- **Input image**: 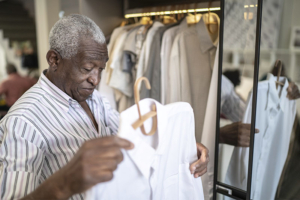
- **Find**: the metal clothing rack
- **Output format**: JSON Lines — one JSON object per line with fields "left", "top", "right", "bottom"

{"left": 124, "top": 1, "right": 221, "bottom": 18}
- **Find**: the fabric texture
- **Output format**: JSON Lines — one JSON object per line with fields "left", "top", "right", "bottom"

{"left": 136, "top": 22, "right": 164, "bottom": 81}
{"left": 140, "top": 23, "right": 177, "bottom": 102}
{"left": 160, "top": 19, "right": 188, "bottom": 104}
{"left": 0, "top": 72, "right": 119, "bottom": 200}
{"left": 200, "top": 46, "right": 219, "bottom": 200}
{"left": 86, "top": 99, "right": 204, "bottom": 200}
{"left": 169, "top": 18, "right": 218, "bottom": 142}
{"left": 224, "top": 74, "right": 296, "bottom": 200}
{"left": 221, "top": 75, "right": 246, "bottom": 122}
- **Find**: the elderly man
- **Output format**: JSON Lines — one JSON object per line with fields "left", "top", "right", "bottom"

{"left": 0, "top": 15, "right": 209, "bottom": 200}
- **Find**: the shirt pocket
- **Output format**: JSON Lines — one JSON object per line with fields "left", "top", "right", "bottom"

{"left": 163, "top": 163, "right": 196, "bottom": 200}
{"left": 179, "top": 163, "right": 196, "bottom": 200}
{"left": 163, "top": 173, "right": 179, "bottom": 200}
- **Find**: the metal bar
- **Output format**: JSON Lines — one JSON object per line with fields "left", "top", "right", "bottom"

{"left": 213, "top": 0, "right": 224, "bottom": 199}
{"left": 217, "top": 182, "right": 247, "bottom": 199}
{"left": 216, "top": 188, "right": 244, "bottom": 200}
{"left": 246, "top": 0, "right": 263, "bottom": 199}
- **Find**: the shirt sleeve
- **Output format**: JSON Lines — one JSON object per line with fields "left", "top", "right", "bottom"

{"left": 168, "top": 36, "right": 181, "bottom": 103}
{"left": 221, "top": 76, "right": 246, "bottom": 122}
{"left": 0, "top": 116, "right": 45, "bottom": 200}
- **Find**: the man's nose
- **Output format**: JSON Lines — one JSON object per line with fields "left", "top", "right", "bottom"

{"left": 87, "top": 71, "right": 100, "bottom": 86}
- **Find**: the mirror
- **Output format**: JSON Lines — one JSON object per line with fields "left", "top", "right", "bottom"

{"left": 217, "top": 0, "right": 258, "bottom": 194}
{"left": 253, "top": 0, "right": 300, "bottom": 199}
{"left": 216, "top": 0, "right": 300, "bottom": 200}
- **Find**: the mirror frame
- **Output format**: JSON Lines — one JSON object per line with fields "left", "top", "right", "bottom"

{"left": 213, "top": 0, "right": 263, "bottom": 199}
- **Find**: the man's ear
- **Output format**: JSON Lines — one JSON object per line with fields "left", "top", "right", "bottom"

{"left": 46, "top": 50, "right": 61, "bottom": 71}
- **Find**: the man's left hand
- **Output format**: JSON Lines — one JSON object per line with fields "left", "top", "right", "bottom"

{"left": 287, "top": 82, "right": 300, "bottom": 100}
{"left": 190, "top": 142, "right": 209, "bottom": 178}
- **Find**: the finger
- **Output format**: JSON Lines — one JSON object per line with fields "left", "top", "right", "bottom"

{"left": 190, "top": 154, "right": 209, "bottom": 174}
{"left": 89, "top": 158, "right": 119, "bottom": 171}
{"left": 194, "top": 168, "right": 207, "bottom": 178}
{"left": 238, "top": 140, "right": 250, "bottom": 147}
{"left": 88, "top": 136, "right": 134, "bottom": 150}
{"left": 93, "top": 170, "right": 114, "bottom": 184}
{"left": 240, "top": 123, "right": 251, "bottom": 130}
{"left": 194, "top": 162, "right": 208, "bottom": 175}
{"left": 96, "top": 146, "right": 124, "bottom": 163}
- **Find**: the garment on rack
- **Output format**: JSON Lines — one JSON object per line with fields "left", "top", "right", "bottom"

{"left": 105, "top": 26, "right": 125, "bottom": 84}
{"left": 136, "top": 22, "right": 164, "bottom": 81}
{"left": 160, "top": 19, "right": 188, "bottom": 105}
{"left": 140, "top": 23, "right": 177, "bottom": 102}
{"left": 98, "top": 69, "right": 116, "bottom": 110}
{"left": 109, "top": 26, "right": 140, "bottom": 97}
{"left": 224, "top": 74, "right": 296, "bottom": 200}
{"left": 200, "top": 45, "right": 219, "bottom": 200}
{"left": 169, "top": 17, "right": 218, "bottom": 142}
{"left": 86, "top": 99, "right": 204, "bottom": 200}
{"left": 122, "top": 25, "right": 144, "bottom": 73}
{"left": 0, "top": 44, "right": 7, "bottom": 82}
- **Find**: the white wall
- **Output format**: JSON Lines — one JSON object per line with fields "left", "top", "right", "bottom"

{"left": 61, "top": 0, "right": 80, "bottom": 16}
{"left": 34, "top": 0, "right": 60, "bottom": 72}
{"left": 278, "top": 0, "right": 300, "bottom": 49}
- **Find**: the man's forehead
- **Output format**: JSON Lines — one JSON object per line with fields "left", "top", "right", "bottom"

{"left": 77, "top": 40, "right": 108, "bottom": 61}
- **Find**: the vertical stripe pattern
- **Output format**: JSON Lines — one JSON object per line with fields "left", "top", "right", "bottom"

{"left": 0, "top": 73, "right": 119, "bottom": 200}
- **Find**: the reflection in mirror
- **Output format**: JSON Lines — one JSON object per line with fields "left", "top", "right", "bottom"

{"left": 251, "top": 0, "right": 300, "bottom": 199}
{"left": 218, "top": 0, "right": 300, "bottom": 199}
{"left": 217, "top": 0, "right": 258, "bottom": 192}
{"left": 217, "top": 194, "right": 237, "bottom": 200}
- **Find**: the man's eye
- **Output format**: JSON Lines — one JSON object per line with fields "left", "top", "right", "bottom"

{"left": 84, "top": 68, "right": 92, "bottom": 72}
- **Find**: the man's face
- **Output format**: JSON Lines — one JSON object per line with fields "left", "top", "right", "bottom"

{"left": 56, "top": 38, "right": 108, "bottom": 102}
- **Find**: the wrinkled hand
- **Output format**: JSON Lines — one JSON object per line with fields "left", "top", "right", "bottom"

{"left": 220, "top": 122, "right": 259, "bottom": 147}
{"left": 287, "top": 82, "right": 300, "bottom": 100}
{"left": 43, "top": 136, "right": 134, "bottom": 199}
{"left": 190, "top": 143, "right": 209, "bottom": 178}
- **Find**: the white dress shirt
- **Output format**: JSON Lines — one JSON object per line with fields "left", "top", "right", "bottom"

{"left": 160, "top": 19, "right": 187, "bottom": 104}
{"left": 109, "top": 29, "right": 133, "bottom": 97}
{"left": 0, "top": 72, "right": 119, "bottom": 200}
{"left": 86, "top": 99, "right": 204, "bottom": 200}
{"left": 225, "top": 74, "right": 296, "bottom": 200}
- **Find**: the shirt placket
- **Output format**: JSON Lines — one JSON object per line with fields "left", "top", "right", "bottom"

{"left": 69, "top": 99, "right": 98, "bottom": 137}
{"left": 255, "top": 108, "right": 278, "bottom": 199}
{"left": 150, "top": 155, "right": 159, "bottom": 198}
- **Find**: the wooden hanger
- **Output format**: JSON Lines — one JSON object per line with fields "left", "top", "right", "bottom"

{"left": 132, "top": 77, "right": 158, "bottom": 136}
{"left": 206, "top": 1, "right": 218, "bottom": 34}
{"left": 274, "top": 59, "right": 285, "bottom": 89}
{"left": 186, "top": 3, "right": 202, "bottom": 24}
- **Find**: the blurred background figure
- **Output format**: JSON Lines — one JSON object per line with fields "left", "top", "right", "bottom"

{"left": 0, "top": 63, "right": 36, "bottom": 111}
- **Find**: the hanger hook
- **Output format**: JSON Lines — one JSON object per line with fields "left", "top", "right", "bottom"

{"left": 133, "top": 77, "right": 157, "bottom": 136}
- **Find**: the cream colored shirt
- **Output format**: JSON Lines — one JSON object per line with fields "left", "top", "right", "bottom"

{"left": 169, "top": 18, "right": 218, "bottom": 142}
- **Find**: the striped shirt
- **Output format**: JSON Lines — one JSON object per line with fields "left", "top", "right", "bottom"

{"left": 0, "top": 72, "right": 119, "bottom": 200}
{"left": 221, "top": 75, "right": 246, "bottom": 122}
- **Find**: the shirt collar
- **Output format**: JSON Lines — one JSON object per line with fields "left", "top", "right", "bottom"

{"left": 196, "top": 18, "right": 217, "bottom": 53}
{"left": 179, "top": 18, "right": 188, "bottom": 30}
{"left": 118, "top": 99, "right": 168, "bottom": 179}
{"left": 266, "top": 73, "right": 288, "bottom": 113}
{"left": 38, "top": 70, "right": 96, "bottom": 112}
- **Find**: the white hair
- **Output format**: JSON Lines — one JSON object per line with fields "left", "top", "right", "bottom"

{"left": 49, "top": 14, "right": 106, "bottom": 59}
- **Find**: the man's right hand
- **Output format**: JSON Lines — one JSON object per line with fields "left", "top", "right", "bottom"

{"left": 220, "top": 122, "right": 259, "bottom": 147}
{"left": 22, "top": 136, "right": 134, "bottom": 200}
